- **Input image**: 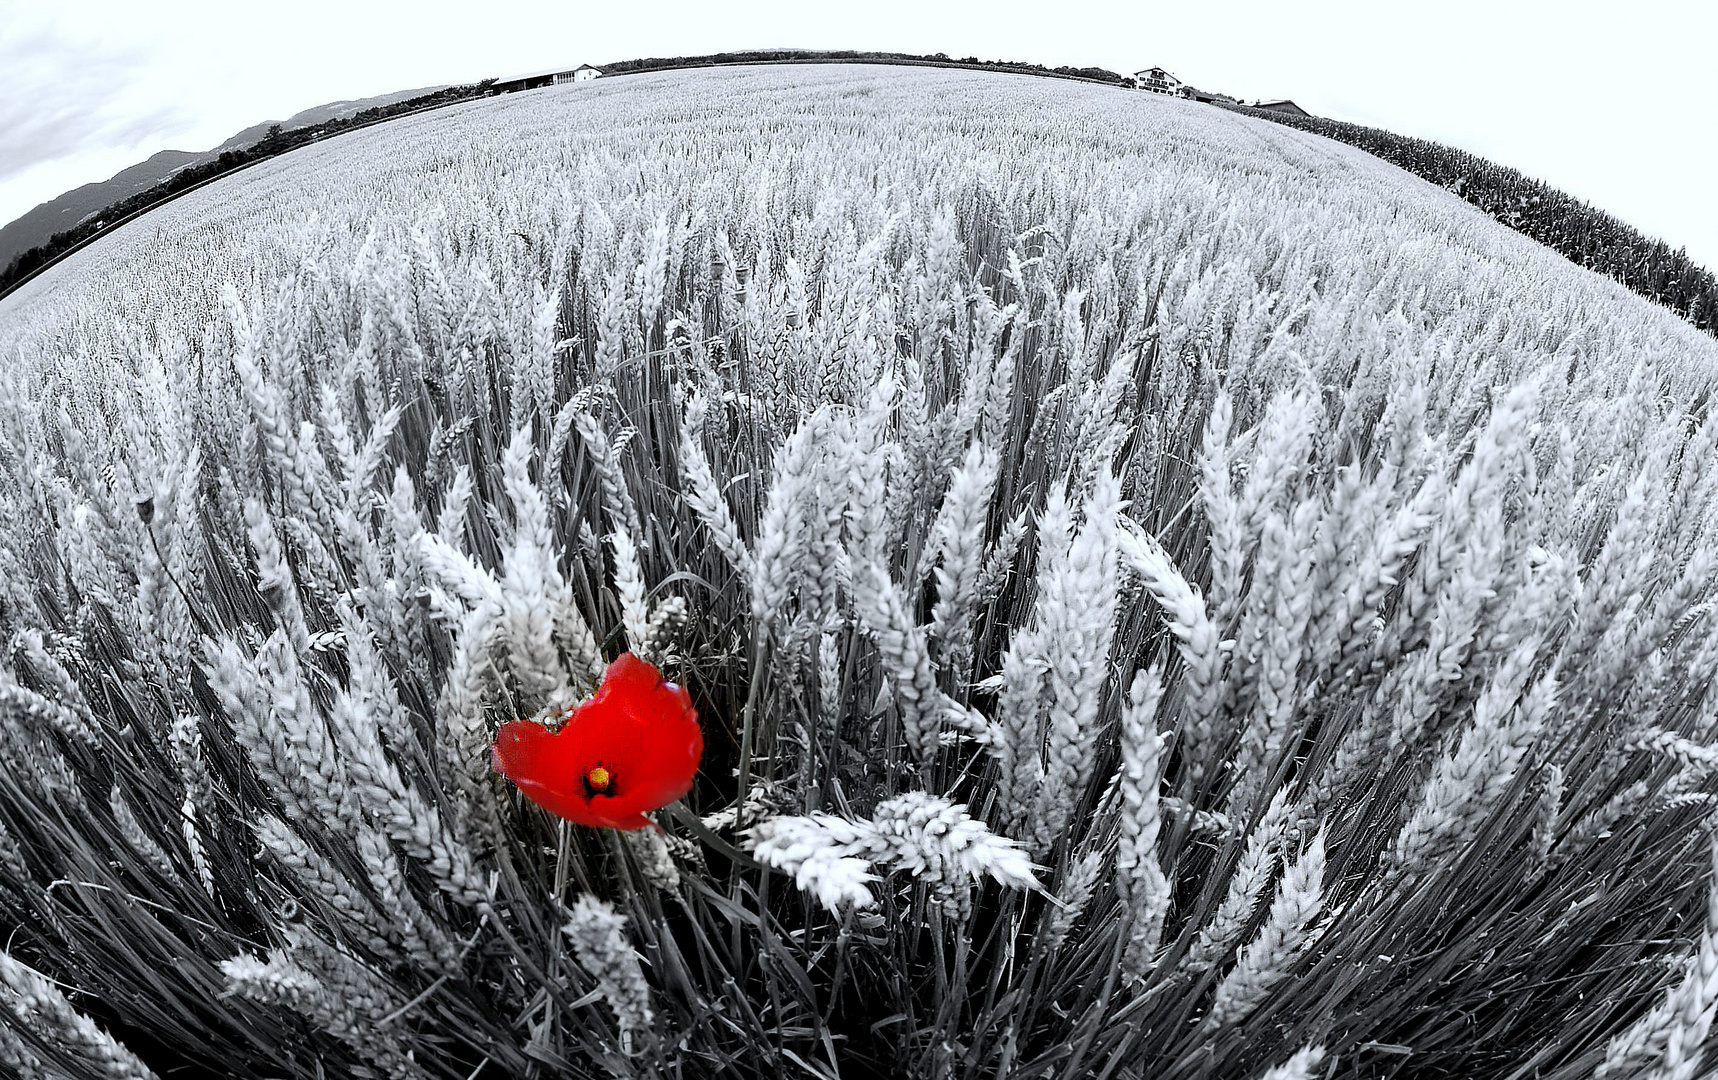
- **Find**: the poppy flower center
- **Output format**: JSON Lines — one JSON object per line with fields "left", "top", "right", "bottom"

{"left": 583, "top": 766, "right": 615, "bottom": 799}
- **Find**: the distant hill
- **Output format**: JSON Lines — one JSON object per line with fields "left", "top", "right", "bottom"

{"left": 0, "top": 86, "right": 446, "bottom": 272}
{"left": 0, "top": 150, "right": 205, "bottom": 272}
{"left": 209, "top": 86, "right": 450, "bottom": 156}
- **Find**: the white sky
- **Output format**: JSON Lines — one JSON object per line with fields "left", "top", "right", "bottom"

{"left": 2, "top": 0, "right": 1715, "bottom": 267}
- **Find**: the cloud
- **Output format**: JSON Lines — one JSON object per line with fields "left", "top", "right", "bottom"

{"left": 0, "top": 15, "right": 197, "bottom": 185}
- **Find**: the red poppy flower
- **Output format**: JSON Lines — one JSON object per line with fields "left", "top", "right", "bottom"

{"left": 491, "top": 652, "right": 702, "bottom": 830}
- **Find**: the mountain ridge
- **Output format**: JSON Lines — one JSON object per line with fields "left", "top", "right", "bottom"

{"left": 0, "top": 85, "right": 446, "bottom": 271}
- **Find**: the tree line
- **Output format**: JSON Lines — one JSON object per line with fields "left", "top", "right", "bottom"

{"left": 1226, "top": 103, "right": 1716, "bottom": 336}
{"left": 594, "top": 49, "right": 1131, "bottom": 85}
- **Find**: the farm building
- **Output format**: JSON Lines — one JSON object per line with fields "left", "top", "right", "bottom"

{"left": 491, "top": 69, "right": 561, "bottom": 93}
{"left": 1185, "top": 87, "right": 1239, "bottom": 106}
{"left": 1255, "top": 99, "right": 1312, "bottom": 117}
{"left": 557, "top": 65, "right": 603, "bottom": 84}
{"left": 1133, "top": 67, "right": 1183, "bottom": 95}
{"left": 493, "top": 65, "right": 602, "bottom": 93}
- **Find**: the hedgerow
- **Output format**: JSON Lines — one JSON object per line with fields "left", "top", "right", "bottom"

{"left": 1227, "top": 102, "right": 1718, "bottom": 335}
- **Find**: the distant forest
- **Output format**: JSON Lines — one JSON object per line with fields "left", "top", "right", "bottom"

{"left": 3, "top": 51, "right": 1712, "bottom": 340}
{"left": 1226, "top": 103, "right": 1717, "bottom": 335}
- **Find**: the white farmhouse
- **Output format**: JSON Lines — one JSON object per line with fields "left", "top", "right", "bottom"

{"left": 1133, "top": 66, "right": 1183, "bottom": 95}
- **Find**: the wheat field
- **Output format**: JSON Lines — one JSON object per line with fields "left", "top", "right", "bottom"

{"left": 2, "top": 64, "right": 1717, "bottom": 1079}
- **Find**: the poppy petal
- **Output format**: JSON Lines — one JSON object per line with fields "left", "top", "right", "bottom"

{"left": 491, "top": 653, "right": 703, "bottom": 830}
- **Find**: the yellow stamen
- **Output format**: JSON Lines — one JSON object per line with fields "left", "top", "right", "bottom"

{"left": 587, "top": 766, "right": 611, "bottom": 790}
